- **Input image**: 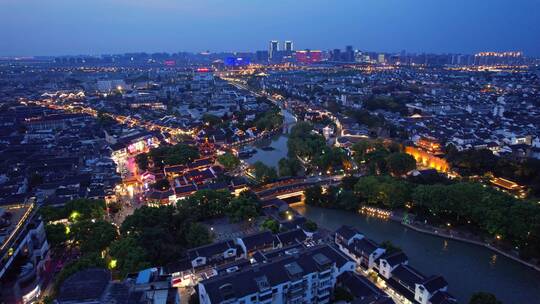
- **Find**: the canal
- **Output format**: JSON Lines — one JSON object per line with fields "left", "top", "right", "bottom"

{"left": 293, "top": 204, "right": 540, "bottom": 304}
{"left": 245, "top": 108, "right": 296, "bottom": 168}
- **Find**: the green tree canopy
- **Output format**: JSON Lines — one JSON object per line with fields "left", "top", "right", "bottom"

{"left": 227, "top": 191, "right": 260, "bottom": 222}
{"left": 469, "top": 292, "right": 502, "bottom": 304}
{"left": 355, "top": 176, "right": 411, "bottom": 209}
{"left": 148, "top": 143, "right": 199, "bottom": 167}
{"left": 218, "top": 153, "right": 240, "bottom": 171}
{"left": 178, "top": 189, "right": 233, "bottom": 220}
{"left": 202, "top": 114, "right": 222, "bottom": 127}
{"left": 135, "top": 153, "right": 149, "bottom": 171}
{"left": 186, "top": 223, "right": 213, "bottom": 248}
{"left": 303, "top": 220, "right": 318, "bottom": 232}
{"left": 261, "top": 219, "right": 280, "bottom": 233}
{"left": 278, "top": 157, "right": 302, "bottom": 177}
{"left": 40, "top": 199, "right": 106, "bottom": 222}
{"left": 252, "top": 161, "right": 278, "bottom": 183}
{"left": 120, "top": 206, "right": 187, "bottom": 264}
{"left": 45, "top": 223, "right": 69, "bottom": 249}
{"left": 304, "top": 185, "right": 325, "bottom": 207}
{"left": 71, "top": 220, "right": 118, "bottom": 254}
{"left": 109, "top": 237, "right": 151, "bottom": 277}
{"left": 386, "top": 152, "right": 416, "bottom": 176}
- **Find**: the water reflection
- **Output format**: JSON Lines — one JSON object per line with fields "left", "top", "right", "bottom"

{"left": 294, "top": 204, "right": 540, "bottom": 304}
{"left": 245, "top": 108, "right": 296, "bottom": 168}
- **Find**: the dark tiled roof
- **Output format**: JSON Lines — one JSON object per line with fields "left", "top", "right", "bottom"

{"left": 336, "top": 225, "right": 360, "bottom": 241}
{"left": 378, "top": 251, "right": 408, "bottom": 268}
{"left": 338, "top": 271, "right": 383, "bottom": 298}
{"left": 429, "top": 290, "right": 457, "bottom": 304}
{"left": 57, "top": 268, "right": 111, "bottom": 303}
{"left": 422, "top": 275, "right": 448, "bottom": 293}
{"left": 391, "top": 264, "right": 425, "bottom": 290}
{"left": 275, "top": 229, "right": 307, "bottom": 247}
{"left": 240, "top": 231, "right": 274, "bottom": 252}
{"left": 188, "top": 240, "right": 236, "bottom": 260}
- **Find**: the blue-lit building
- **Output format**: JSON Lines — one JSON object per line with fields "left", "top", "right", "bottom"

{"left": 225, "top": 57, "right": 250, "bottom": 67}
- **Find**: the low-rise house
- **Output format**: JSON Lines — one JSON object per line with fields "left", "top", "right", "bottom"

{"left": 187, "top": 240, "right": 240, "bottom": 269}
{"left": 236, "top": 231, "right": 275, "bottom": 256}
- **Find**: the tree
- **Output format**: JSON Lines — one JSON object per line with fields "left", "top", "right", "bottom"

{"left": 261, "top": 219, "right": 280, "bottom": 233}
{"left": 179, "top": 190, "right": 233, "bottom": 220}
{"left": 40, "top": 199, "right": 106, "bottom": 222}
{"left": 304, "top": 185, "right": 325, "bottom": 206}
{"left": 109, "top": 237, "right": 150, "bottom": 277}
{"left": 227, "top": 191, "right": 260, "bottom": 222}
{"left": 45, "top": 223, "right": 69, "bottom": 249}
{"left": 135, "top": 154, "right": 149, "bottom": 171}
{"left": 278, "top": 157, "right": 302, "bottom": 177}
{"left": 252, "top": 161, "right": 277, "bottom": 183}
{"left": 71, "top": 220, "right": 118, "bottom": 254}
{"left": 447, "top": 149, "right": 498, "bottom": 176}
{"left": 289, "top": 121, "right": 313, "bottom": 138}
{"left": 186, "top": 223, "right": 213, "bottom": 248}
{"left": 381, "top": 240, "right": 401, "bottom": 254}
{"left": 40, "top": 206, "right": 69, "bottom": 222}
{"left": 469, "top": 292, "right": 502, "bottom": 304}
{"left": 148, "top": 143, "right": 199, "bottom": 167}
{"left": 218, "top": 153, "right": 240, "bottom": 171}
{"left": 202, "top": 114, "right": 222, "bottom": 127}
{"left": 355, "top": 176, "right": 410, "bottom": 209}
{"left": 386, "top": 152, "right": 416, "bottom": 176}
{"left": 107, "top": 201, "right": 123, "bottom": 215}
{"left": 352, "top": 140, "right": 387, "bottom": 163}
{"left": 333, "top": 287, "right": 354, "bottom": 302}
{"left": 29, "top": 173, "right": 44, "bottom": 189}
{"left": 315, "top": 147, "right": 348, "bottom": 173}
{"left": 340, "top": 176, "right": 359, "bottom": 191}
{"left": 254, "top": 109, "right": 284, "bottom": 131}
{"left": 64, "top": 199, "right": 106, "bottom": 221}
{"left": 121, "top": 206, "right": 188, "bottom": 265}
{"left": 303, "top": 220, "right": 318, "bottom": 232}
{"left": 287, "top": 122, "right": 327, "bottom": 164}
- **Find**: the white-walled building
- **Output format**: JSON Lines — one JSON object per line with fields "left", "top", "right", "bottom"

{"left": 198, "top": 244, "right": 355, "bottom": 304}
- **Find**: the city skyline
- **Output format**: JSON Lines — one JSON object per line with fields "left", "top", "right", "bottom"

{"left": 1, "top": 0, "right": 540, "bottom": 57}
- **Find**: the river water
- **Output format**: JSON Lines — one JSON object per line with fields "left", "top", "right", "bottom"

{"left": 245, "top": 108, "right": 296, "bottom": 168}
{"left": 292, "top": 204, "right": 540, "bottom": 304}
{"left": 245, "top": 107, "right": 540, "bottom": 303}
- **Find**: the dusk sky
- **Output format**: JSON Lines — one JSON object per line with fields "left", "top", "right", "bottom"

{"left": 1, "top": 0, "right": 539, "bottom": 57}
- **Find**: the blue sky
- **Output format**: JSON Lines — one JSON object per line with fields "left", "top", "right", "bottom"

{"left": 1, "top": 0, "right": 539, "bottom": 56}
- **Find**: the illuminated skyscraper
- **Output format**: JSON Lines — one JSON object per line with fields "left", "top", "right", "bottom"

{"left": 269, "top": 40, "right": 279, "bottom": 60}
{"left": 284, "top": 40, "right": 294, "bottom": 52}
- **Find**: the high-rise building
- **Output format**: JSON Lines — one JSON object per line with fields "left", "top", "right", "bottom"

{"left": 345, "top": 45, "right": 354, "bottom": 62}
{"left": 332, "top": 49, "right": 341, "bottom": 62}
{"left": 284, "top": 40, "right": 293, "bottom": 52}
{"left": 269, "top": 40, "right": 279, "bottom": 60}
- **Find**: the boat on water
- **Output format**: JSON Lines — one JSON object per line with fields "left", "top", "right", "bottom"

{"left": 238, "top": 148, "right": 257, "bottom": 158}
{"left": 261, "top": 146, "right": 275, "bottom": 151}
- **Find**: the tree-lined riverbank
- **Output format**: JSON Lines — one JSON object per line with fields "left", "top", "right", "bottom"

{"left": 293, "top": 204, "right": 540, "bottom": 304}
